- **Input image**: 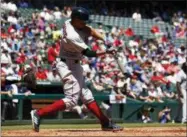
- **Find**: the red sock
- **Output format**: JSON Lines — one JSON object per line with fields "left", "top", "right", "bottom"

{"left": 86, "top": 101, "right": 109, "bottom": 125}
{"left": 37, "top": 100, "right": 66, "bottom": 117}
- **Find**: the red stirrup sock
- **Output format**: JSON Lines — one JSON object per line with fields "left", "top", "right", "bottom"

{"left": 37, "top": 100, "right": 66, "bottom": 117}
{"left": 86, "top": 101, "right": 109, "bottom": 125}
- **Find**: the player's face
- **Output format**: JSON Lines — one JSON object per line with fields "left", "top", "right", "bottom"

{"left": 74, "top": 18, "right": 86, "bottom": 29}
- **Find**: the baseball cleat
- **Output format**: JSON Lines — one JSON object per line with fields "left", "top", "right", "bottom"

{"left": 31, "top": 110, "right": 40, "bottom": 132}
{"left": 102, "top": 121, "right": 123, "bottom": 131}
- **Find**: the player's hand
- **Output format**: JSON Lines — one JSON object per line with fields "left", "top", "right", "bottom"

{"left": 7, "top": 91, "right": 13, "bottom": 97}
{"left": 115, "top": 95, "right": 124, "bottom": 100}
{"left": 24, "top": 91, "right": 32, "bottom": 96}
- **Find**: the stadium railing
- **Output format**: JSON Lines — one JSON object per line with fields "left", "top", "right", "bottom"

{"left": 1, "top": 91, "right": 180, "bottom": 124}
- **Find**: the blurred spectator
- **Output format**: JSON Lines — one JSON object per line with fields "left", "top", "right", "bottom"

{"left": 62, "top": 6, "right": 72, "bottom": 18}
{"left": 37, "top": 16, "right": 45, "bottom": 31}
{"left": 7, "top": 1, "right": 18, "bottom": 12}
{"left": 52, "top": 26, "right": 62, "bottom": 41}
{"left": 26, "top": 28, "right": 34, "bottom": 39}
{"left": 53, "top": 7, "right": 62, "bottom": 20}
{"left": 18, "top": 0, "right": 29, "bottom": 8}
{"left": 47, "top": 42, "right": 58, "bottom": 64}
{"left": 36, "top": 66, "right": 47, "bottom": 80}
{"left": 16, "top": 47, "right": 27, "bottom": 64}
{"left": 47, "top": 68, "right": 61, "bottom": 82}
{"left": 40, "top": 7, "right": 54, "bottom": 21}
{"left": 132, "top": 9, "right": 141, "bottom": 22}
{"left": 124, "top": 27, "right": 135, "bottom": 37}
{"left": 148, "top": 83, "right": 164, "bottom": 103}
{"left": 66, "top": 7, "right": 72, "bottom": 17}
{"left": 111, "top": 26, "right": 120, "bottom": 36}
{"left": 1, "top": 0, "right": 7, "bottom": 10}
{"left": 1, "top": 63, "right": 14, "bottom": 76}
{"left": 113, "top": 36, "right": 123, "bottom": 47}
{"left": 172, "top": 13, "right": 178, "bottom": 25}
{"left": 7, "top": 12, "right": 18, "bottom": 24}
{"left": 138, "top": 105, "right": 154, "bottom": 123}
{"left": 116, "top": 73, "right": 126, "bottom": 93}
{"left": 158, "top": 106, "right": 171, "bottom": 123}
{"left": 126, "top": 75, "right": 143, "bottom": 99}
{"left": 32, "top": 10, "right": 39, "bottom": 20}
{"left": 37, "top": 35, "right": 46, "bottom": 49}
{"left": 1, "top": 49, "right": 12, "bottom": 66}
{"left": 162, "top": 83, "right": 176, "bottom": 99}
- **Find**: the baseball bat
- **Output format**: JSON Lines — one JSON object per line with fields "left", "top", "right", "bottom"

{"left": 113, "top": 54, "right": 126, "bottom": 75}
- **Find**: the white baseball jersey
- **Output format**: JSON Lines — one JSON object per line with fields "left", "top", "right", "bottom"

{"left": 175, "top": 69, "right": 187, "bottom": 123}
{"left": 59, "top": 19, "right": 89, "bottom": 60}
{"left": 175, "top": 69, "right": 187, "bottom": 90}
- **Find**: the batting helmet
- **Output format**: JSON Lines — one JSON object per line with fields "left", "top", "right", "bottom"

{"left": 71, "top": 7, "right": 90, "bottom": 22}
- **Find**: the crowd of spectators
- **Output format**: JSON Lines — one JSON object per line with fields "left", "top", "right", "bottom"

{"left": 1, "top": 1, "right": 187, "bottom": 122}
{"left": 84, "top": 24, "right": 186, "bottom": 103}
{"left": 1, "top": 0, "right": 187, "bottom": 97}
{"left": 87, "top": 1, "right": 186, "bottom": 22}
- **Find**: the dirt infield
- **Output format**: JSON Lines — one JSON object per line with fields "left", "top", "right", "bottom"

{"left": 2, "top": 127, "right": 186, "bottom": 136}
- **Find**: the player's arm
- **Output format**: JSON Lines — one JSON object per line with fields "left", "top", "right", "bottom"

{"left": 82, "top": 48, "right": 113, "bottom": 57}
{"left": 1, "top": 91, "right": 13, "bottom": 97}
{"left": 1, "top": 91, "right": 10, "bottom": 94}
{"left": 176, "top": 70, "right": 186, "bottom": 98}
{"left": 84, "top": 26, "right": 104, "bottom": 41}
{"left": 176, "top": 82, "right": 183, "bottom": 98}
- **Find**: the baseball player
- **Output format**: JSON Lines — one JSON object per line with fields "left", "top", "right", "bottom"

{"left": 31, "top": 7, "right": 123, "bottom": 132}
{"left": 176, "top": 60, "right": 187, "bottom": 124}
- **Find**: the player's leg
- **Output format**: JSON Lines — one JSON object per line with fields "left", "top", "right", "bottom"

{"left": 31, "top": 61, "right": 81, "bottom": 132}
{"left": 72, "top": 64, "right": 110, "bottom": 126}
{"left": 1, "top": 101, "right": 9, "bottom": 122}
{"left": 72, "top": 63, "right": 123, "bottom": 131}
{"left": 72, "top": 105, "right": 88, "bottom": 119}
{"left": 101, "top": 101, "right": 112, "bottom": 118}
{"left": 81, "top": 88, "right": 123, "bottom": 131}
{"left": 181, "top": 89, "right": 187, "bottom": 123}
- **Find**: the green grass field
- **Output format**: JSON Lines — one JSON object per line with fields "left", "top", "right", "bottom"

{"left": 2, "top": 123, "right": 186, "bottom": 130}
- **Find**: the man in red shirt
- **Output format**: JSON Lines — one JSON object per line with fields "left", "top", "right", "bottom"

{"left": 36, "top": 66, "right": 47, "bottom": 80}
{"left": 47, "top": 42, "right": 58, "bottom": 64}
{"left": 91, "top": 41, "right": 101, "bottom": 52}
{"left": 113, "top": 36, "right": 122, "bottom": 47}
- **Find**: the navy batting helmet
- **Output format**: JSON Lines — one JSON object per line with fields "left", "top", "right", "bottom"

{"left": 71, "top": 7, "right": 90, "bottom": 22}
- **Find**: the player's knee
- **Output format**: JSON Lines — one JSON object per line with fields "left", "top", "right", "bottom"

{"left": 81, "top": 88, "right": 94, "bottom": 104}
{"left": 63, "top": 75, "right": 80, "bottom": 94}
{"left": 84, "top": 98, "right": 94, "bottom": 104}
{"left": 56, "top": 61, "right": 71, "bottom": 79}
{"left": 73, "top": 106, "right": 82, "bottom": 113}
{"left": 65, "top": 100, "right": 77, "bottom": 109}
{"left": 62, "top": 97, "right": 78, "bottom": 109}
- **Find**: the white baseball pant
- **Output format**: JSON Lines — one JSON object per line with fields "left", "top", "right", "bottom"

{"left": 181, "top": 88, "right": 187, "bottom": 123}
{"left": 56, "top": 59, "right": 94, "bottom": 110}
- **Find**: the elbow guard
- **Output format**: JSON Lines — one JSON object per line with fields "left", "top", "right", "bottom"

{"left": 82, "top": 49, "right": 97, "bottom": 57}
